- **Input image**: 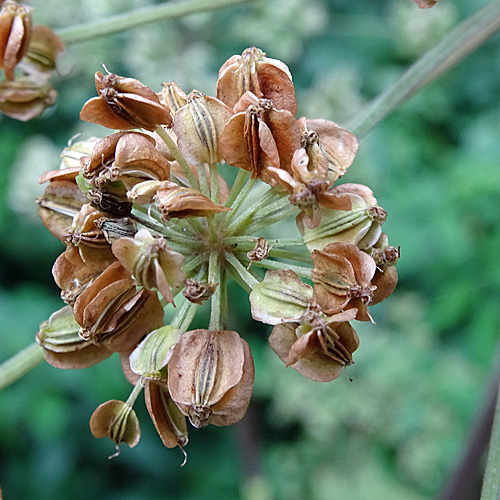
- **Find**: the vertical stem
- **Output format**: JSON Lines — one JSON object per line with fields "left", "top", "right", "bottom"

{"left": 155, "top": 126, "right": 200, "bottom": 190}
{"left": 197, "top": 164, "right": 211, "bottom": 198}
{"left": 208, "top": 251, "right": 222, "bottom": 330}
{"left": 225, "top": 169, "right": 250, "bottom": 208}
{"left": 209, "top": 163, "right": 220, "bottom": 204}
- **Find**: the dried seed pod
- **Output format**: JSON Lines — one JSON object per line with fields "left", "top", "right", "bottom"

{"left": 73, "top": 261, "right": 164, "bottom": 354}
{"left": 183, "top": 278, "right": 218, "bottom": 305}
{"left": 297, "top": 183, "right": 385, "bottom": 252}
{"left": 0, "top": 1, "right": 32, "bottom": 80}
{"left": 219, "top": 91, "right": 300, "bottom": 182}
{"left": 90, "top": 399, "right": 141, "bottom": 455}
{"left": 145, "top": 381, "right": 189, "bottom": 462}
{"left": 112, "top": 228, "right": 186, "bottom": 305}
{"left": 37, "top": 180, "right": 87, "bottom": 240}
{"left": 312, "top": 242, "right": 377, "bottom": 321}
{"left": 168, "top": 329, "right": 255, "bottom": 428}
{"left": 36, "top": 305, "right": 112, "bottom": 369}
{"left": 173, "top": 90, "right": 233, "bottom": 165}
{"left": 217, "top": 46, "right": 297, "bottom": 114}
{"left": 80, "top": 70, "right": 172, "bottom": 131}
{"left": 157, "top": 81, "right": 187, "bottom": 114}
{"left": 299, "top": 118, "right": 358, "bottom": 183}
{"left": 0, "top": 75, "right": 56, "bottom": 120}
{"left": 154, "top": 182, "right": 230, "bottom": 222}
{"left": 269, "top": 308, "right": 359, "bottom": 382}
{"left": 82, "top": 132, "right": 170, "bottom": 190}
{"left": 19, "top": 24, "right": 64, "bottom": 76}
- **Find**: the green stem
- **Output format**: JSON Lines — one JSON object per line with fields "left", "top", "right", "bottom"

{"left": 248, "top": 258, "right": 314, "bottom": 280}
{"left": 225, "top": 251, "right": 260, "bottom": 290}
{"left": 242, "top": 202, "right": 299, "bottom": 236}
{"left": 268, "top": 248, "right": 312, "bottom": 264}
{"left": 56, "top": 0, "right": 256, "bottom": 44}
{"left": 197, "top": 164, "right": 211, "bottom": 199}
{"left": 171, "top": 296, "right": 199, "bottom": 331}
{"left": 208, "top": 251, "right": 222, "bottom": 330}
{"left": 226, "top": 187, "right": 282, "bottom": 235}
{"left": 155, "top": 126, "right": 200, "bottom": 190}
{"left": 225, "top": 169, "right": 249, "bottom": 208}
{"left": 346, "top": 0, "right": 500, "bottom": 138}
{"left": 0, "top": 343, "right": 44, "bottom": 391}
{"left": 209, "top": 163, "right": 220, "bottom": 204}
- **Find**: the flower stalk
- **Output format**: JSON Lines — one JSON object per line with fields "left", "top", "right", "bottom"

{"left": 56, "top": 0, "right": 257, "bottom": 45}
{"left": 346, "top": 0, "right": 500, "bottom": 138}
{"left": 0, "top": 342, "right": 44, "bottom": 391}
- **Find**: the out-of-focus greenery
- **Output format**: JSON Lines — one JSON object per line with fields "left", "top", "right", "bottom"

{"left": 1, "top": 0, "right": 499, "bottom": 499}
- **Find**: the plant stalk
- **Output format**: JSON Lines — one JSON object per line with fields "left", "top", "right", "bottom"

{"left": 56, "top": 0, "right": 256, "bottom": 44}
{"left": 346, "top": 0, "right": 500, "bottom": 138}
{"left": 0, "top": 343, "right": 45, "bottom": 391}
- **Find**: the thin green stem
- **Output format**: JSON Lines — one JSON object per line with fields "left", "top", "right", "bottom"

{"left": 0, "top": 343, "right": 44, "bottom": 391}
{"left": 346, "top": 0, "right": 500, "bottom": 138}
{"left": 209, "top": 163, "right": 220, "bottom": 204}
{"left": 225, "top": 251, "right": 260, "bottom": 290}
{"left": 268, "top": 248, "right": 312, "bottom": 264}
{"left": 224, "top": 176, "right": 257, "bottom": 225}
{"left": 197, "top": 164, "right": 210, "bottom": 199}
{"left": 248, "top": 258, "right": 314, "bottom": 280}
{"left": 225, "top": 169, "right": 249, "bottom": 208}
{"left": 226, "top": 187, "right": 282, "bottom": 235}
{"left": 242, "top": 202, "right": 300, "bottom": 235}
{"left": 125, "top": 379, "right": 144, "bottom": 406}
{"left": 56, "top": 0, "right": 256, "bottom": 44}
{"left": 182, "top": 252, "right": 209, "bottom": 275}
{"left": 208, "top": 251, "right": 222, "bottom": 330}
{"left": 171, "top": 296, "right": 200, "bottom": 331}
{"left": 155, "top": 126, "right": 200, "bottom": 190}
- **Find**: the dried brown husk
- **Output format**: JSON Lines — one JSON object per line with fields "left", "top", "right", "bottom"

{"left": 268, "top": 309, "right": 359, "bottom": 382}
{"left": 168, "top": 329, "right": 255, "bottom": 428}
{"left": 154, "top": 182, "right": 230, "bottom": 222}
{"left": 90, "top": 399, "right": 141, "bottom": 450}
{"left": 312, "top": 242, "right": 377, "bottom": 321}
{"left": 36, "top": 305, "right": 112, "bottom": 369}
{"left": 112, "top": 228, "right": 185, "bottom": 305}
{"left": 80, "top": 71, "right": 172, "bottom": 131}
{"left": 299, "top": 118, "right": 358, "bottom": 183}
{"left": 37, "top": 179, "right": 87, "bottom": 240}
{"left": 62, "top": 203, "right": 116, "bottom": 271}
{"left": 219, "top": 91, "right": 300, "bottom": 182}
{"left": 0, "top": 75, "right": 56, "bottom": 120}
{"left": 217, "top": 46, "right": 297, "bottom": 114}
{"left": 157, "top": 81, "right": 188, "bottom": 114}
{"left": 174, "top": 91, "right": 233, "bottom": 165}
{"left": 82, "top": 132, "right": 170, "bottom": 190}
{"left": 0, "top": 1, "right": 32, "bottom": 80}
{"left": 73, "top": 261, "right": 164, "bottom": 354}
{"left": 145, "top": 382, "right": 189, "bottom": 451}
{"left": 19, "top": 24, "right": 64, "bottom": 76}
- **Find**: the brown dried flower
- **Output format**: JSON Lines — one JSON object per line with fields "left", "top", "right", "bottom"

{"left": 0, "top": 0, "right": 32, "bottom": 80}
{"left": 80, "top": 70, "right": 172, "bottom": 131}
{"left": 168, "top": 329, "right": 255, "bottom": 428}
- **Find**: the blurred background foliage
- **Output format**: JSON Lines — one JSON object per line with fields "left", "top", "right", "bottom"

{"left": 1, "top": 0, "right": 499, "bottom": 498}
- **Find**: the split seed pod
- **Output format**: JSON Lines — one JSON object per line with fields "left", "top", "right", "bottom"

{"left": 173, "top": 91, "right": 233, "bottom": 165}
{"left": 0, "top": 1, "right": 32, "bottom": 80}
{"left": 80, "top": 71, "right": 172, "bottom": 131}
{"left": 168, "top": 329, "right": 255, "bottom": 428}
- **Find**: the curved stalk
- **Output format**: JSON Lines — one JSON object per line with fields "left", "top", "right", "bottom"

{"left": 346, "top": 0, "right": 500, "bottom": 138}
{"left": 56, "top": 0, "right": 256, "bottom": 44}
